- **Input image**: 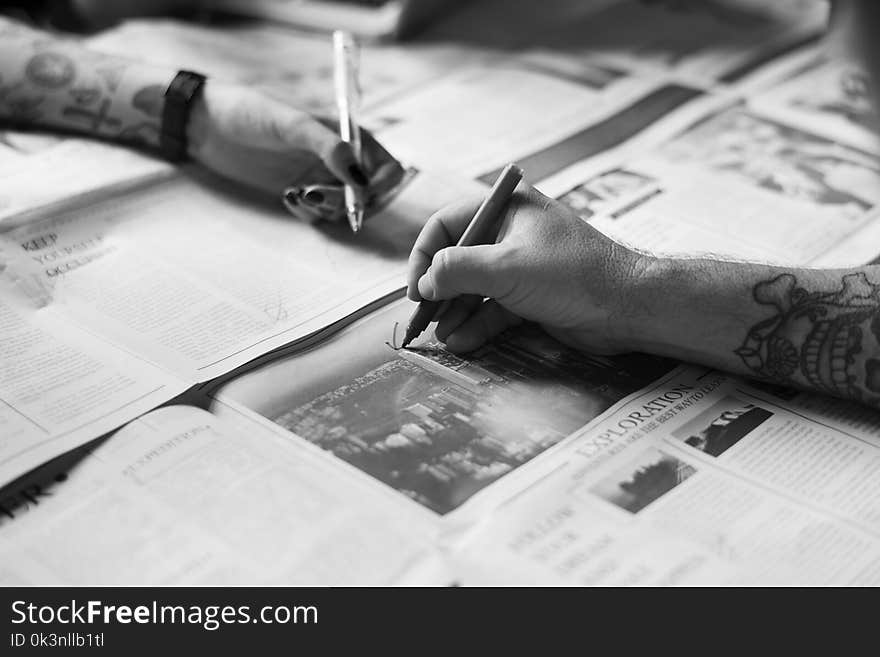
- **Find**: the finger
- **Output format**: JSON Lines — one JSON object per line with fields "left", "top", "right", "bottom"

{"left": 321, "top": 138, "right": 371, "bottom": 191}
{"left": 283, "top": 185, "right": 345, "bottom": 223}
{"left": 282, "top": 192, "right": 323, "bottom": 223}
{"left": 444, "top": 300, "right": 522, "bottom": 353}
{"left": 298, "top": 184, "right": 345, "bottom": 216}
{"left": 435, "top": 295, "right": 483, "bottom": 342}
{"left": 417, "top": 243, "right": 511, "bottom": 301}
{"left": 406, "top": 195, "right": 488, "bottom": 300}
{"left": 279, "top": 113, "right": 370, "bottom": 191}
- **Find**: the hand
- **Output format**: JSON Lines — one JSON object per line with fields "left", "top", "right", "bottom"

{"left": 406, "top": 184, "right": 652, "bottom": 354}
{"left": 186, "top": 80, "right": 404, "bottom": 221}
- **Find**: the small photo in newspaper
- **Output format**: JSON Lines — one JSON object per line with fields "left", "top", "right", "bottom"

{"left": 672, "top": 396, "right": 773, "bottom": 457}
{"left": 589, "top": 447, "right": 697, "bottom": 514}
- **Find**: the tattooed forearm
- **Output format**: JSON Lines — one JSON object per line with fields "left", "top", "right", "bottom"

{"left": 736, "top": 271, "right": 880, "bottom": 405}
{"left": 0, "top": 16, "right": 173, "bottom": 149}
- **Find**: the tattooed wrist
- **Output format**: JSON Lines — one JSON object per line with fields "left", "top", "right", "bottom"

{"left": 1, "top": 21, "right": 172, "bottom": 150}
{"left": 736, "top": 271, "right": 880, "bottom": 404}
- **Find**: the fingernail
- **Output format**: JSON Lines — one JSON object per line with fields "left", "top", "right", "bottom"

{"left": 349, "top": 164, "right": 369, "bottom": 187}
{"left": 304, "top": 190, "right": 325, "bottom": 205}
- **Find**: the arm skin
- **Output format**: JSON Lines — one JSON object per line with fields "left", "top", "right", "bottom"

{"left": 407, "top": 186, "right": 880, "bottom": 409}
{"left": 0, "top": 16, "right": 170, "bottom": 149}
{"left": 631, "top": 257, "right": 880, "bottom": 407}
{"left": 0, "top": 15, "right": 405, "bottom": 221}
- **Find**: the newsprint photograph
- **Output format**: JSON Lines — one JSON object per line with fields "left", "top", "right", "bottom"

{"left": 0, "top": 0, "right": 877, "bottom": 649}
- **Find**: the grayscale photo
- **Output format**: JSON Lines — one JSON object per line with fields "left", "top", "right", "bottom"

{"left": 790, "top": 65, "right": 877, "bottom": 132}
{"left": 590, "top": 448, "right": 697, "bottom": 514}
{"left": 2, "top": 0, "right": 879, "bottom": 604}
{"left": 673, "top": 397, "right": 773, "bottom": 457}
{"left": 662, "top": 108, "right": 880, "bottom": 213}
{"left": 558, "top": 168, "right": 659, "bottom": 220}
{"left": 242, "top": 305, "right": 675, "bottom": 514}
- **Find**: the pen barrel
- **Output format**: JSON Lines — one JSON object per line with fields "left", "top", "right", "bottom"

{"left": 334, "top": 30, "right": 365, "bottom": 231}
{"left": 456, "top": 163, "right": 523, "bottom": 247}
{"left": 404, "top": 163, "right": 524, "bottom": 343}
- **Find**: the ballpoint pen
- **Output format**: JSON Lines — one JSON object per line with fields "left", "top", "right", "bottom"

{"left": 400, "top": 163, "right": 524, "bottom": 348}
{"left": 333, "top": 30, "right": 365, "bottom": 234}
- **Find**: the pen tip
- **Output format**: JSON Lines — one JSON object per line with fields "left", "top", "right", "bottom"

{"left": 350, "top": 209, "right": 364, "bottom": 234}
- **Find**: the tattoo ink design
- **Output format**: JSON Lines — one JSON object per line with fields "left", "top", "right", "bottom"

{"left": 69, "top": 86, "right": 102, "bottom": 106}
{"left": 737, "top": 273, "right": 880, "bottom": 400}
{"left": 132, "top": 85, "right": 164, "bottom": 118}
{"left": 0, "top": 78, "right": 44, "bottom": 122}
{"left": 95, "top": 65, "right": 126, "bottom": 92}
{"left": 25, "top": 52, "right": 75, "bottom": 89}
{"left": 866, "top": 314, "right": 880, "bottom": 393}
{"left": 61, "top": 99, "right": 122, "bottom": 133}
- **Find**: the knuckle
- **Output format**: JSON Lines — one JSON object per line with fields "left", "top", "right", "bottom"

{"left": 432, "top": 248, "right": 454, "bottom": 278}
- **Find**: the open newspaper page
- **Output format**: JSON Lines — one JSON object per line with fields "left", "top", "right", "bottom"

{"left": 1, "top": 169, "right": 481, "bottom": 380}
{"left": 0, "top": 277, "right": 187, "bottom": 488}
{"left": 446, "top": 367, "right": 880, "bottom": 585}
{"left": 362, "top": 62, "right": 701, "bottom": 183}
{"left": 0, "top": 168, "right": 483, "bottom": 487}
{"left": 746, "top": 49, "right": 880, "bottom": 156}
{"left": 213, "top": 298, "right": 681, "bottom": 531}
{"left": 0, "top": 130, "right": 170, "bottom": 226}
{"left": 539, "top": 84, "right": 880, "bottom": 268}
{"left": 0, "top": 404, "right": 440, "bottom": 585}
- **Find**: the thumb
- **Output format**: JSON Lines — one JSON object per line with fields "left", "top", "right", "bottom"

{"left": 418, "top": 245, "right": 510, "bottom": 301}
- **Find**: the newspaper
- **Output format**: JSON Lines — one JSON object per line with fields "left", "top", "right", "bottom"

{"left": 449, "top": 367, "right": 880, "bottom": 585}
{"left": 4, "top": 317, "right": 878, "bottom": 585}
{"left": 215, "top": 298, "right": 679, "bottom": 520}
{"left": 0, "top": 169, "right": 484, "bottom": 487}
{"left": 538, "top": 72, "right": 880, "bottom": 268}
{"left": 1, "top": 1, "right": 878, "bottom": 586}
{"left": 747, "top": 50, "right": 880, "bottom": 155}
{"left": 362, "top": 63, "right": 698, "bottom": 182}
{"left": 0, "top": 132, "right": 170, "bottom": 226}
{"left": 0, "top": 404, "right": 439, "bottom": 585}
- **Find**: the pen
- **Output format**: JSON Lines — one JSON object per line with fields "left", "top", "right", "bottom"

{"left": 401, "top": 163, "right": 524, "bottom": 348}
{"left": 333, "top": 30, "right": 365, "bottom": 234}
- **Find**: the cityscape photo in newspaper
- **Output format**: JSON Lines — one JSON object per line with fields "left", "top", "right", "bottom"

{"left": 265, "top": 325, "right": 675, "bottom": 514}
